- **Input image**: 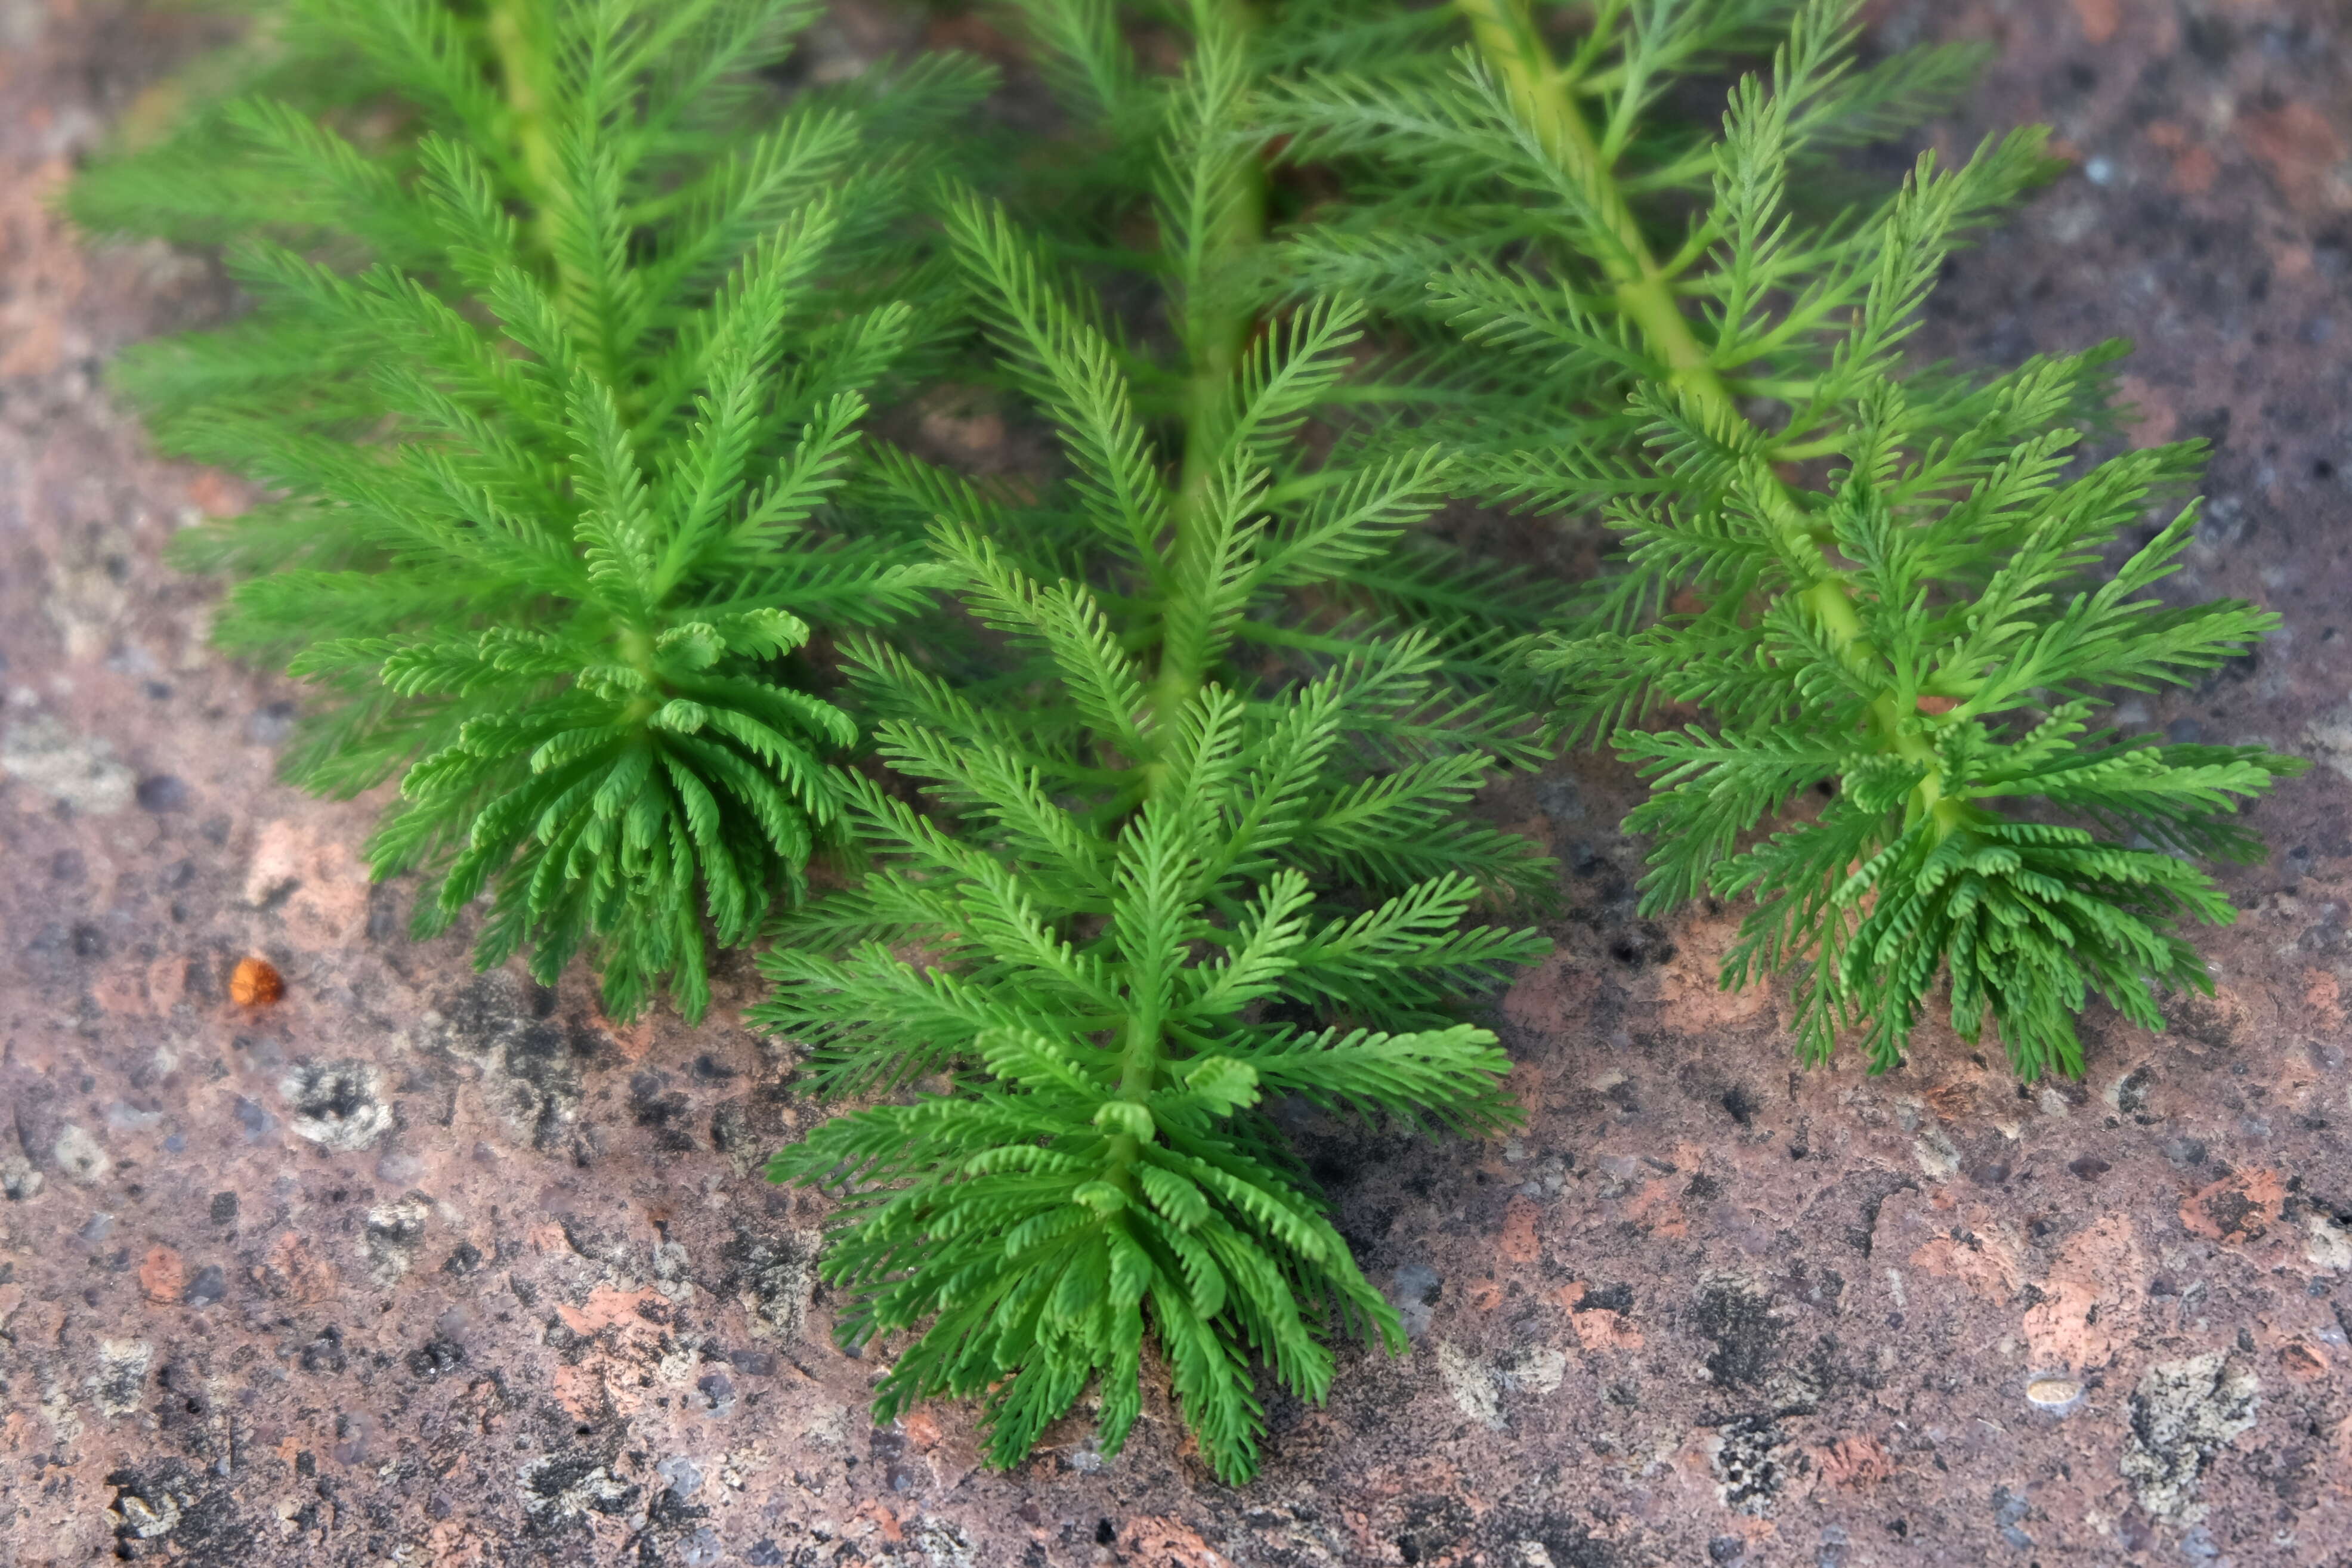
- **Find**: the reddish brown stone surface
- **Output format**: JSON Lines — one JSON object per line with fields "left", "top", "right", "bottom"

{"left": 4, "top": 1, "right": 2352, "bottom": 1564}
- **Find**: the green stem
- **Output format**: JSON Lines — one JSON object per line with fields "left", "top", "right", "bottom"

{"left": 1115, "top": 0, "right": 1267, "bottom": 1155}
{"left": 1148, "top": 109, "right": 1266, "bottom": 734}
{"left": 487, "top": 0, "right": 567, "bottom": 270}
{"left": 615, "top": 625, "right": 663, "bottom": 723}
{"left": 1454, "top": 0, "right": 1964, "bottom": 837}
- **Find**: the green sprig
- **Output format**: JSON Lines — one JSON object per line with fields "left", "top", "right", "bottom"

{"left": 1263, "top": 0, "right": 2300, "bottom": 1077}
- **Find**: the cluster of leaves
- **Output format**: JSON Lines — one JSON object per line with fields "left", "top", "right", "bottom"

{"left": 762, "top": 544, "right": 1540, "bottom": 1482}
{"left": 759, "top": 7, "right": 1549, "bottom": 1482}
{"left": 70, "top": 0, "right": 985, "bottom": 1018}
{"left": 77, "top": 0, "right": 2308, "bottom": 1488}
{"left": 1262, "top": 0, "right": 2301, "bottom": 1078}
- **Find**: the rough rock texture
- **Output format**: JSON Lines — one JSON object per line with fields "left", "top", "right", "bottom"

{"left": 5, "top": 1, "right": 2352, "bottom": 1564}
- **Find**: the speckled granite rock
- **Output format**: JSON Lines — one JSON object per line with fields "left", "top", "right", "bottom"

{"left": 5, "top": 1, "right": 2352, "bottom": 1564}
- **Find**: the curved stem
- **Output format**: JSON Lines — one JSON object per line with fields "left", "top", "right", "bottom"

{"left": 1454, "top": 0, "right": 1964, "bottom": 837}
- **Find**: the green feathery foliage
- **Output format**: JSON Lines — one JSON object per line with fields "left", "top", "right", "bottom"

{"left": 75, "top": 0, "right": 2306, "bottom": 1494}
{"left": 759, "top": 0, "right": 1549, "bottom": 1483}
{"left": 70, "top": 0, "right": 989, "bottom": 1019}
{"left": 963, "top": 0, "right": 1573, "bottom": 650}
{"left": 1262, "top": 0, "right": 2302, "bottom": 1078}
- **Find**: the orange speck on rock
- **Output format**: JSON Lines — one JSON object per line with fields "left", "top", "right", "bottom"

{"left": 140, "top": 1245, "right": 188, "bottom": 1305}
{"left": 230, "top": 955, "right": 283, "bottom": 1007}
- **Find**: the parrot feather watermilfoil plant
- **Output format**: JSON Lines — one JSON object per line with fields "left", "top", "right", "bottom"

{"left": 756, "top": 0, "right": 1551, "bottom": 1484}
{"left": 69, "top": 0, "right": 989, "bottom": 1019}
{"left": 70, "top": 0, "right": 2302, "bottom": 1494}
{"left": 1263, "top": 0, "right": 2304, "bottom": 1080}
